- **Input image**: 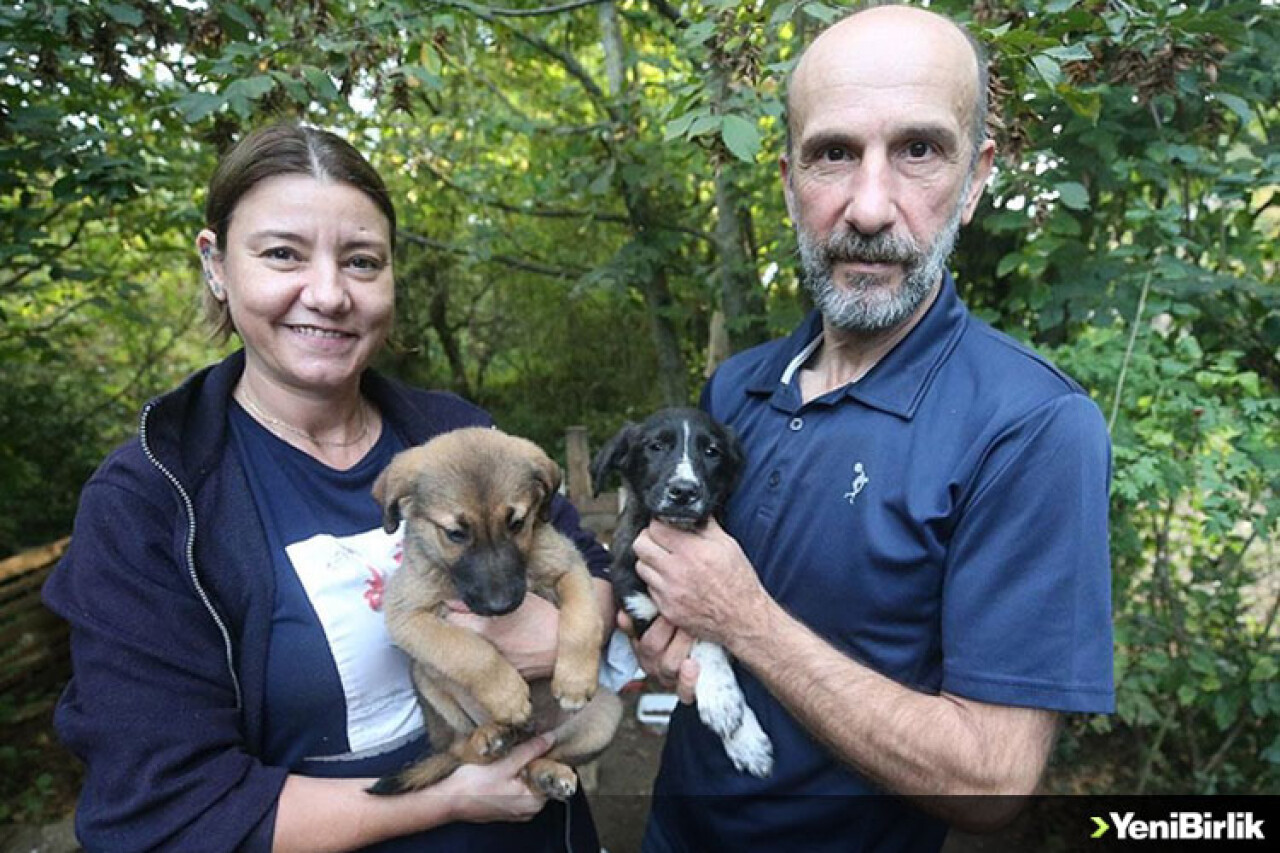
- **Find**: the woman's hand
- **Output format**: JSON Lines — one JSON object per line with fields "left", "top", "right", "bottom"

{"left": 432, "top": 733, "right": 556, "bottom": 824}
{"left": 274, "top": 734, "right": 557, "bottom": 851}
{"left": 444, "top": 595, "right": 559, "bottom": 681}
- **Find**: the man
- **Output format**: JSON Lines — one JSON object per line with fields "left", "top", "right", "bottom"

{"left": 628, "top": 5, "right": 1114, "bottom": 851}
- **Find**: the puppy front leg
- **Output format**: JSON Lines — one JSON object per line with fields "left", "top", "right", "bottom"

{"left": 693, "top": 641, "right": 773, "bottom": 778}
{"left": 551, "top": 567, "right": 603, "bottom": 711}
{"left": 613, "top": 547, "right": 660, "bottom": 633}
{"left": 390, "top": 608, "right": 532, "bottom": 728}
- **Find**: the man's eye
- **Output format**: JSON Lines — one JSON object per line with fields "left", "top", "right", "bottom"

{"left": 905, "top": 141, "right": 935, "bottom": 159}
{"left": 823, "top": 146, "right": 850, "bottom": 162}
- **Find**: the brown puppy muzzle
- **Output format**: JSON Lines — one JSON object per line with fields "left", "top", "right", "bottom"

{"left": 451, "top": 540, "right": 528, "bottom": 616}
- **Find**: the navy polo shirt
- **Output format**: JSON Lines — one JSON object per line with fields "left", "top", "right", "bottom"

{"left": 646, "top": 273, "right": 1114, "bottom": 852}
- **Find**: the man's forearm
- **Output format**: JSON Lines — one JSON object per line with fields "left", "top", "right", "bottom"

{"left": 725, "top": 598, "right": 1056, "bottom": 829}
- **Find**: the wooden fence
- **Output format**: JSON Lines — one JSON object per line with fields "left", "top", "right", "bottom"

{"left": 564, "top": 425, "right": 621, "bottom": 543}
{"left": 0, "top": 536, "right": 70, "bottom": 721}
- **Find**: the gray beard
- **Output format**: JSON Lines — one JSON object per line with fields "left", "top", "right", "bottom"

{"left": 797, "top": 191, "right": 967, "bottom": 334}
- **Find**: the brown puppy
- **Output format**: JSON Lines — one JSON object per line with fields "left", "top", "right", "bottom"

{"left": 368, "top": 427, "right": 620, "bottom": 799}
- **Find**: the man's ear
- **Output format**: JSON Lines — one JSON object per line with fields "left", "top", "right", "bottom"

{"left": 779, "top": 154, "right": 797, "bottom": 225}
{"left": 960, "top": 139, "right": 996, "bottom": 225}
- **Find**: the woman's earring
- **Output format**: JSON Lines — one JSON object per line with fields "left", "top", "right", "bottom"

{"left": 201, "top": 248, "right": 225, "bottom": 299}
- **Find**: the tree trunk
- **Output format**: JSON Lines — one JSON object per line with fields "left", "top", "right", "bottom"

{"left": 601, "top": 1, "right": 689, "bottom": 405}
{"left": 706, "top": 62, "right": 768, "bottom": 353}
{"left": 598, "top": 1, "right": 626, "bottom": 96}
{"left": 713, "top": 159, "right": 768, "bottom": 352}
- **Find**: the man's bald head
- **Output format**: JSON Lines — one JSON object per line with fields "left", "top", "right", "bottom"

{"left": 785, "top": 4, "right": 989, "bottom": 159}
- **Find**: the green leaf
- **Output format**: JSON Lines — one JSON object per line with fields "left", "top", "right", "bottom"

{"left": 1055, "top": 181, "right": 1090, "bottom": 211}
{"left": 689, "top": 113, "right": 722, "bottom": 139}
{"left": 224, "top": 75, "right": 276, "bottom": 102}
{"left": 174, "top": 92, "right": 224, "bottom": 123}
{"left": 996, "top": 252, "right": 1023, "bottom": 278}
{"left": 663, "top": 112, "right": 697, "bottom": 142}
{"left": 1214, "top": 93, "right": 1254, "bottom": 125}
{"left": 1044, "top": 44, "right": 1093, "bottom": 63}
{"left": 103, "top": 3, "right": 144, "bottom": 27}
{"left": 803, "top": 3, "right": 843, "bottom": 24}
{"left": 683, "top": 20, "right": 716, "bottom": 46}
{"left": 1030, "top": 54, "right": 1063, "bottom": 87}
{"left": 400, "top": 65, "right": 442, "bottom": 91}
{"left": 720, "top": 115, "right": 761, "bottom": 163}
{"left": 220, "top": 3, "right": 259, "bottom": 35}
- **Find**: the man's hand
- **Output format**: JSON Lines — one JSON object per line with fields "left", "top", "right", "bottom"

{"left": 617, "top": 611, "right": 699, "bottom": 704}
{"left": 631, "top": 518, "right": 771, "bottom": 653}
{"left": 445, "top": 595, "right": 559, "bottom": 681}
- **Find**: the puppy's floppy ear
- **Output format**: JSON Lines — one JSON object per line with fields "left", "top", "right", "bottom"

{"left": 590, "top": 423, "right": 637, "bottom": 496}
{"left": 530, "top": 453, "right": 563, "bottom": 522}
{"left": 716, "top": 420, "right": 747, "bottom": 494}
{"left": 372, "top": 453, "right": 416, "bottom": 534}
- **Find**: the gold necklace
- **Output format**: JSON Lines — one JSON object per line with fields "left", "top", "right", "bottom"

{"left": 239, "top": 389, "right": 371, "bottom": 449}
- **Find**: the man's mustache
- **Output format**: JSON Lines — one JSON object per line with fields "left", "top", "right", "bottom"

{"left": 820, "top": 230, "right": 922, "bottom": 267}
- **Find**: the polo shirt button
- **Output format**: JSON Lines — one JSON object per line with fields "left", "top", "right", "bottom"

{"left": 768, "top": 471, "right": 781, "bottom": 487}
{"left": 789, "top": 417, "right": 804, "bottom": 431}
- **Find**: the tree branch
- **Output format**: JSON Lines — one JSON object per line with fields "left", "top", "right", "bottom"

{"left": 398, "top": 228, "right": 589, "bottom": 279}
{"left": 439, "top": 0, "right": 614, "bottom": 118}
{"left": 456, "top": 0, "right": 612, "bottom": 18}
{"left": 415, "top": 156, "right": 714, "bottom": 242}
{"left": 646, "top": 0, "right": 688, "bottom": 27}
{"left": 1109, "top": 271, "right": 1151, "bottom": 432}
{"left": 1, "top": 216, "right": 87, "bottom": 293}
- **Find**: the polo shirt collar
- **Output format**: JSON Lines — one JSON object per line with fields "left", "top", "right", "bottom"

{"left": 745, "top": 271, "right": 968, "bottom": 420}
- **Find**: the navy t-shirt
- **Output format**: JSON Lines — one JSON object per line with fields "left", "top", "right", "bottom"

{"left": 230, "top": 404, "right": 596, "bottom": 852}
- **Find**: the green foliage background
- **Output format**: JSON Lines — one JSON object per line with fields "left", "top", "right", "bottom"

{"left": 2, "top": 0, "right": 1276, "bottom": 812}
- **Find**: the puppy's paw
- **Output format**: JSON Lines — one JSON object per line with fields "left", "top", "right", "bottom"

{"left": 723, "top": 707, "right": 773, "bottom": 778}
{"left": 624, "top": 592, "right": 659, "bottom": 624}
{"left": 523, "top": 758, "right": 578, "bottom": 801}
{"left": 461, "top": 722, "right": 516, "bottom": 763}
{"left": 552, "top": 662, "right": 598, "bottom": 711}
{"left": 483, "top": 668, "right": 533, "bottom": 728}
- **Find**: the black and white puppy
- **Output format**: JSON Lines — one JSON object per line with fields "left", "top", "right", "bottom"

{"left": 591, "top": 407, "right": 773, "bottom": 777}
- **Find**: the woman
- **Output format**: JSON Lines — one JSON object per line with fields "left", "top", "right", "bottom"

{"left": 43, "top": 123, "right": 615, "bottom": 852}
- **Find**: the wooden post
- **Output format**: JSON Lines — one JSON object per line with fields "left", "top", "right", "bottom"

{"left": 564, "top": 427, "right": 619, "bottom": 541}
{"left": 565, "top": 425, "right": 592, "bottom": 500}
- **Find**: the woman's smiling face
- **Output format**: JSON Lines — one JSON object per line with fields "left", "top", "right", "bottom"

{"left": 201, "top": 173, "right": 395, "bottom": 397}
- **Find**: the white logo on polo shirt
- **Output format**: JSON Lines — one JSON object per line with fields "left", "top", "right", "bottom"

{"left": 844, "top": 463, "right": 869, "bottom": 504}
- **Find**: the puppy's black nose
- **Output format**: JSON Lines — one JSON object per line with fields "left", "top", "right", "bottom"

{"left": 666, "top": 482, "right": 699, "bottom": 506}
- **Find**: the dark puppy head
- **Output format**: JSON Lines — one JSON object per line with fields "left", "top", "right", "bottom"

{"left": 373, "top": 427, "right": 562, "bottom": 616}
{"left": 591, "top": 408, "right": 744, "bottom": 529}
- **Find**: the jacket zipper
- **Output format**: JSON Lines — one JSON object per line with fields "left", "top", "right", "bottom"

{"left": 138, "top": 402, "right": 243, "bottom": 710}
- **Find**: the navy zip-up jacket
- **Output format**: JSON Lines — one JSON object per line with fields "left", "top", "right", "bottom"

{"left": 43, "top": 350, "right": 609, "bottom": 852}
